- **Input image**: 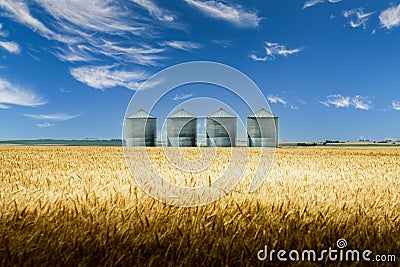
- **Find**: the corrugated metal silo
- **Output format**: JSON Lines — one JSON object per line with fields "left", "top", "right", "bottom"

{"left": 167, "top": 109, "right": 197, "bottom": 147}
{"left": 247, "top": 108, "right": 278, "bottom": 147}
{"left": 206, "top": 108, "right": 237, "bottom": 147}
{"left": 125, "top": 109, "right": 157, "bottom": 146}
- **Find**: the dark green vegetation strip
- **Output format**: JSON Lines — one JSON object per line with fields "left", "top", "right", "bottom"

{"left": 0, "top": 140, "right": 122, "bottom": 146}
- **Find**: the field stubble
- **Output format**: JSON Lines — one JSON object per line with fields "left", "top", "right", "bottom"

{"left": 0, "top": 146, "right": 399, "bottom": 266}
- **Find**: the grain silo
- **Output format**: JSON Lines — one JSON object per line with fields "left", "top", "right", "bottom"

{"left": 247, "top": 108, "right": 278, "bottom": 147}
{"left": 125, "top": 109, "right": 157, "bottom": 146}
{"left": 206, "top": 108, "right": 237, "bottom": 147}
{"left": 167, "top": 109, "right": 197, "bottom": 147}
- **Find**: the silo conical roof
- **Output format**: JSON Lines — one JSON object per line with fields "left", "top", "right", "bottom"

{"left": 168, "top": 109, "right": 195, "bottom": 118}
{"left": 248, "top": 108, "right": 278, "bottom": 118}
{"left": 127, "top": 109, "right": 156, "bottom": 119}
{"left": 208, "top": 108, "right": 236, "bottom": 118}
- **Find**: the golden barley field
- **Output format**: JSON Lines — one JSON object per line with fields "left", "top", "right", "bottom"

{"left": 1, "top": 146, "right": 399, "bottom": 266}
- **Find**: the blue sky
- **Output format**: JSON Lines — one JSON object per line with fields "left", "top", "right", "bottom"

{"left": 0, "top": 0, "right": 400, "bottom": 141}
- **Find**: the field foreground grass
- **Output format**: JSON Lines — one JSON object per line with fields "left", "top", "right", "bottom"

{"left": 1, "top": 146, "right": 399, "bottom": 266}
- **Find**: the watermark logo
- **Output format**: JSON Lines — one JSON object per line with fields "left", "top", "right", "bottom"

{"left": 257, "top": 238, "right": 396, "bottom": 262}
{"left": 336, "top": 238, "right": 347, "bottom": 249}
{"left": 122, "top": 61, "right": 277, "bottom": 207}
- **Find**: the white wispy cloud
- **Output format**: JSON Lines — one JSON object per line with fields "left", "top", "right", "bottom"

{"left": 319, "top": 101, "right": 331, "bottom": 107}
{"left": 131, "top": 0, "right": 175, "bottom": 22}
{"left": 138, "top": 78, "right": 164, "bottom": 90}
{"left": 59, "top": 88, "right": 71, "bottom": 93}
{"left": 55, "top": 40, "right": 165, "bottom": 66}
{"left": 161, "top": 41, "right": 202, "bottom": 51}
{"left": 0, "top": 23, "right": 8, "bottom": 37}
{"left": 249, "top": 53, "right": 268, "bottom": 62}
{"left": 1, "top": 0, "right": 167, "bottom": 66}
{"left": 211, "top": 39, "right": 233, "bottom": 48}
{"left": 36, "top": 122, "right": 56, "bottom": 128}
{"left": 0, "top": 2, "right": 74, "bottom": 45}
{"left": 23, "top": 113, "right": 81, "bottom": 121}
{"left": 0, "top": 78, "right": 46, "bottom": 108}
{"left": 266, "top": 42, "right": 303, "bottom": 57}
{"left": 79, "top": 39, "right": 165, "bottom": 66}
{"left": 379, "top": 4, "right": 400, "bottom": 29}
{"left": 391, "top": 100, "right": 400, "bottom": 111}
{"left": 36, "top": 0, "right": 139, "bottom": 34}
{"left": 303, "top": 0, "right": 342, "bottom": 9}
{"left": 320, "top": 94, "right": 351, "bottom": 108}
{"left": 0, "top": 0, "right": 72, "bottom": 42}
{"left": 53, "top": 45, "right": 96, "bottom": 63}
{"left": 70, "top": 65, "right": 149, "bottom": 90}
{"left": 320, "top": 94, "right": 372, "bottom": 110}
{"left": 268, "top": 95, "right": 301, "bottom": 110}
{"left": 298, "top": 99, "right": 307, "bottom": 105}
{"left": 251, "top": 42, "right": 303, "bottom": 61}
{"left": 0, "top": 0, "right": 55, "bottom": 39}
{"left": 351, "top": 95, "right": 372, "bottom": 110}
{"left": 0, "top": 24, "right": 21, "bottom": 54}
{"left": 0, "top": 40, "right": 20, "bottom": 54}
{"left": 183, "top": 0, "right": 261, "bottom": 28}
{"left": 173, "top": 93, "right": 193, "bottom": 101}
{"left": 343, "top": 8, "right": 374, "bottom": 29}
{"left": 267, "top": 95, "right": 288, "bottom": 105}
{"left": 303, "top": 0, "right": 324, "bottom": 9}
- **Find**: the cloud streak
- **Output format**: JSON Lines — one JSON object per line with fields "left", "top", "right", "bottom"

{"left": 184, "top": 0, "right": 261, "bottom": 28}
{"left": 391, "top": 100, "right": 400, "bottom": 111}
{"left": 0, "top": 20, "right": 20, "bottom": 54}
{"left": 173, "top": 93, "right": 193, "bottom": 101}
{"left": 0, "top": 41, "right": 20, "bottom": 54}
{"left": 343, "top": 8, "right": 374, "bottom": 29}
{"left": 211, "top": 39, "right": 233, "bottom": 48}
{"left": 352, "top": 95, "right": 372, "bottom": 110}
{"left": 0, "top": 78, "right": 46, "bottom": 108}
{"left": 250, "top": 42, "right": 303, "bottom": 61}
{"left": 36, "top": 0, "right": 139, "bottom": 34}
{"left": 70, "top": 65, "right": 149, "bottom": 90}
{"left": 379, "top": 4, "right": 400, "bottom": 29}
{"left": 268, "top": 95, "right": 302, "bottom": 110}
{"left": 36, "top": 122, "right": 56, "bottom": 128}
{"left": 23, "top": 113, "right": 81, "bottom": 121}
{"left": 249, "top": 54, "right": 267, "bottom": 62}
{"left": 131, "top": 0, "right": 175, "bottom": 22}
{"left": 0, "top": 24, "right": 6, "bottom": 37}
{"left": 161, "top": 41, "right": 201, "bottom": 51}
{"left": 320, "top": 94, "right": 372, "bottom": 110}
{"left": 303, "top": 0, "right": 324, "bottom": 9}
{"left": 303, "top": 0, "right": 341, "bottom": 9}
{"left": 0, "top": 0, "right": 181, "bottom": 68}
{"left": 0, "top": 0, "right": 54, "bottom": 39}
{"left": 267, "top": 95, "right": 288, "bottom": 105}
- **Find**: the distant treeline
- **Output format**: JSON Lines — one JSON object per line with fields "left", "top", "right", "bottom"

{"left": 0, "top": 140, "right": 123, "bottom": 146}
{"left": 324, "top": 140, "right": 345, "bottom": 144}
{"left": 297, "top": 142, "right": 318, "bottom": 147}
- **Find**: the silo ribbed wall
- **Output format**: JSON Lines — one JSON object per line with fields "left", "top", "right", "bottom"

{"left": 125, "top": 118, "right": 157, "bottom": 147}
{"left": 167, "top": 118, "right": 197, "bottom": 147}
{"left": 247, "top": 117, "right": 278, "bottom": 147}
{"left": 206, "top": 117, "right": 237, "bottom": 147}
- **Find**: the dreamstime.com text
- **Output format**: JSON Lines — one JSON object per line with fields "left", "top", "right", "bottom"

{"left": 257, "top": 239, "right": 396, "bottom": 263}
